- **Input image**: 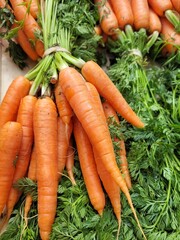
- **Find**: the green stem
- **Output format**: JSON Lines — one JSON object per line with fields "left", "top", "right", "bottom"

{"left": 60, "top": 52, "right": 85, "bottom": 69}
{"left": 55, "top": 52, "right": 69, "bottom": 71}
{"left": 146, "top": 31, "right": 159, "bottom": 53}
{"left": 125, "top": 24, "right": 134, "bottom": 42}
{"left": 165, "top": 10, "right": 180, "bottom": 33}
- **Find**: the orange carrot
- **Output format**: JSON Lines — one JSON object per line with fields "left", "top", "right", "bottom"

{"left": 131, "top": 0, "right": 150, "bottom": 30}
{"left": 6, "top": 95, "right": 37, "bottom": 221}
{"left": 73, "top": 115, "right": 105, "bottom": 215}
{"left": 59, "top": 66, "right": 147, "bottom": 239}
{"left": 148, "top": 0, "right": 173, "bottom": 16}
{"left": 102, "top": 101, "right": 132, "bottom": 189}
{"left": 94, "top": 25, "right": 102, "bottom": 36}
{"left": 161, "top": 17, "right": 180, "bottom": 55}
{"left": 0, "top": 122, "right": 22, "bottom": 216}
{"left": 65, "top": 137, "right": 76, "bottom": 185}
{"left": 0, "top": 76, "right": 31, "bottom": 128}
{"left": 57, "top": 117, "right": 73, "bottom": 181}
{"left": 24, "top": 145, "right": 37, "bottom": 225}
{"left": 171, "top": 0, "right": 180, "bottom": 13}
{"left": 54, "top": 79, "right": 74, "bottom": 125}
{"left": 34, "top": 39, "right": 45, "bottom": 58}
{"left": 81, "top": 60, "right": 144, "bottom": 128}
{"left": 24, "top": 0, "right": 39, "bottom": 19}
{"left": 110, "top": 0, "right": 134, "bottom": 30}
{"left": 33, "top": 96, "right": 58, "bottom": 240}
{"left": 148, "top": 7, "right": 162, "bottom": 34}
{"left": 94, "top": 0, "right": 119, "bottom": 35}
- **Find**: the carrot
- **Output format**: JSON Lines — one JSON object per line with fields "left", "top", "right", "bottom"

{"left": 0, "top": 76, "right": 31, "bottom": 128}
{"left": 148, "top": 0, "right": 173, "bottom": 16}
{"left": 57, "top": 116, "right": 73, "bottom": 181}
{"left": 24, "top": 0, "right": 39, "bottom": 19}
{"left": 24, "top": 145, "right": 37, "bottom": 226}
{"left": 33, "top": 96, "right": 58, "bottom": 240}
{"left": 65, "top": 138, "right": 76, "bottom": 185}
{"left": 54, "top": 79, "right": 74, "bottom": 125}
{"left": 110, "top": 0, "right": 134, "bottom": 30}
{"left": 73, "top": 115, "right": 105, "bottom": 215}
{"left": 102, "top": 101, "right": 132, "bottom": 189}
{"left": 94, "top": 25, "right": 102, "bottom": 36}
{"left": 0, "top": 122, "right": 22, "bottom": 216}
{"left": 94, "top": 0, "right": 119, "bottom": 35}
{"left": 6, "top": 95, "right": 37, "bottom": 221}
{"left": 15, "top": 27, "right": 39, "bottom": 61}
{"left": 59, "top": 66, "right": 147, "bottom": 239}
{"left": 161, "top": 17, "right": 180, "bottom": 55}
{"left": 148, "top": 7, "right": 162, "bottom": 34}
{"left": 81, "top": 60, "right": 144, "bottom": 128}
{"left": 34, "top": 39, "right": 45, "bottom": 58}
{"left": 171, "top": 0, "right": 180, "bottom": 13}
{"left": 131, "top": 0, "right": 150, "bottom": 30}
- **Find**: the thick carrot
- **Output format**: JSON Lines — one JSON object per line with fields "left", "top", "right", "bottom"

{"left": 0, "top": 76, "right": 30, "bottom": 128}
{"left": 102, "top": 101, "right": 132, "bottom": 189}
{"left": 73, "top": 115, "right": 105, "bottom": 215}
{"left": 171, "top": 0, "right": 180, "bottom": 13}
{"left": 148, "top": 7, "right": 162, "bottom": 34}
{"left": 110, "top": 0, "right": 134, "bottom": 30}
{"left": 54, "top": 79, "right": 74, "bottom": 125}
{"left": 148, "top": 0, "right": 173, "bottom": 16}
{"left": 6, "top": 95, "right": 37, "bottom": 221}
{"left": 94, "top": 0, "right": 119, "bottom": 35}
{"left": 81, "top": 60, "right": 144, "bottom": 128}
{"left": 59, "top": 67, "right": 147, "bottom": 239}
{"left": 24, "top": 0, "right": 39, "bottom": 19}
{"left": 57, "top": 116, "right": 73, "bottom": 181}
{"left": 131, "top": 0, "right": 150, "bottom": 30}
{"left": 161, "top": 17, "right": 180, "bottom": 55}
{"left": 34, "top": 39, "right": 44, "bottom": 58}
{"left": 0, "top": 122, "right": 22, "bottom": 216}
{"left": 24, "top": 145, "right": 37, "bottom": 226}
{"left": 65, "top": 138, "right": 76, "bottom": 185}
{"left": 33, "top": 96, "right": 58, "bottom": 240}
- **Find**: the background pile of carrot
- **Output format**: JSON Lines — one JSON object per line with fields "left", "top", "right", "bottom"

{"left": 94, "top": 0, "right": 180, "bottom": 55}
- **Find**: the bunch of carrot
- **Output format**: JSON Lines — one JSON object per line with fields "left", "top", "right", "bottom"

{"left": 94, "top": 0, "right": 180, "bottom": 56}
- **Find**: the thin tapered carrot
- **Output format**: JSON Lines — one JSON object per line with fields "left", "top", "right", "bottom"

{"left": 59, "top": 66, "right": 147, "bottom": 239}
{"left": 24, "top": 0, "right": 39, "bottom": 19}
{"left": 161, "top": 17, "right": 180, "bottom": 55}
{"left": 54, "top": 79, "right": 74, "bottom": 125}
{"left": 148, "top": 0, "right": 173, "bottom": 16}
{"left": 57, "top": 116, "right": 73, "bottom": 181}
{"left": 6, "top": 95, "right": 37, "bottom": 221}
{"left": 110, "top": 0, "right": 134, "bottom": 30}
{"left": 171, "top": 0, "right": 180, "bottom": 13}
{"left": 0, "top": 122, "right": 22, "bottom": 216}
{"left": 24, "top": 145, "right": 37, "bottom": 226}
{"left": 73, "top": 115, "right": 105, "bottom": 215}
{"left": 65, "top": 137, "right": 76, "bottom": 185}
{"left": 33, "top": 96, "right": 58, "bottom": 240}
{"left": 0, "top": 76, "right": 31, "bottom": 128}
{"left": 94, "top": 0, "right": 119, "bottom": 35}
{"left": 148, "top": 7, "right": 162, "bottom": 34}
{"left": 102, "top": 101, "right": 132, "bottom": 189}
{"left": 81, "top": 60, "right": 144, "bottom": 128}
{"left": 131, "top": 0, "right": 150, "bottom": 30}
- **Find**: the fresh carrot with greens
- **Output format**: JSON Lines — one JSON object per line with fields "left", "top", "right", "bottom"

{"left": 59, "top": 66, "right": 147, "bottom": 239}
{"left": 110, "top": 0, "right": 134, "bottom": 30}
{"left": 24, "top": 0, "right": 39, "bottom": 19}
{"left": 0, "top": 76, "right": 30, "bottom": 128}
{"left": 57, "top": 116, "right": 73, "bottom": 181}
{"left": 148, "top": 7, "right": 162, "bottom": 34}
{"left": 102, "top": 101, "right": 132, "bottom": 189}
{"left": 73, "top": 115, "right": 105, "bottom": 215}
{"left": 24, "top": 145, "right": 37, "bottom": 226}
{"left": 54, "top": 79, "right": 74, "bottom": 125}
{"left": 5, "top": 95, "right": 37, "bottom": 222}
{"left": 81, "top": 60, "right": 145, "bottom": 128}
{"left": 65, "top": 138, "right": 76, "bottom": 185}
{"left": 0, "top": 122, "right": 22, "bottom": 217}
{"left": 131, "top": 0, "right": 150, "bottom": 30}
{"left": 33, "top": 96, "right": 58, "bottom": 240}
{"left": 94, "top": 0, "right": 119, "bottom": 35}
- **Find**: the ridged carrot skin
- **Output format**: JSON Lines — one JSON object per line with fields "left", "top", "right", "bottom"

{"left": 33, "top": 96, "right": 58, "bottom": 240}
{"left": 0, "top": 76, "right": 31, "bottom": 128}
{"left": 148, "top": 0, "right": 173, "bottom": 16}
{"left": 148, "top": 8, "right": 162, "bottom": 33}
{"left": 0, "top": 121, "right": 22, "bottom": 215}
{"left": 73, "top": 116, "right": 106, "bottom": 215}
{"left": 6, "top": 95, "right": 37, "bottom": 220}
{"left": 171, "top": 0, "right": 180, "bottom": 13}
{"left": 81, "top": 60, "right": 144, "bottom": 128}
